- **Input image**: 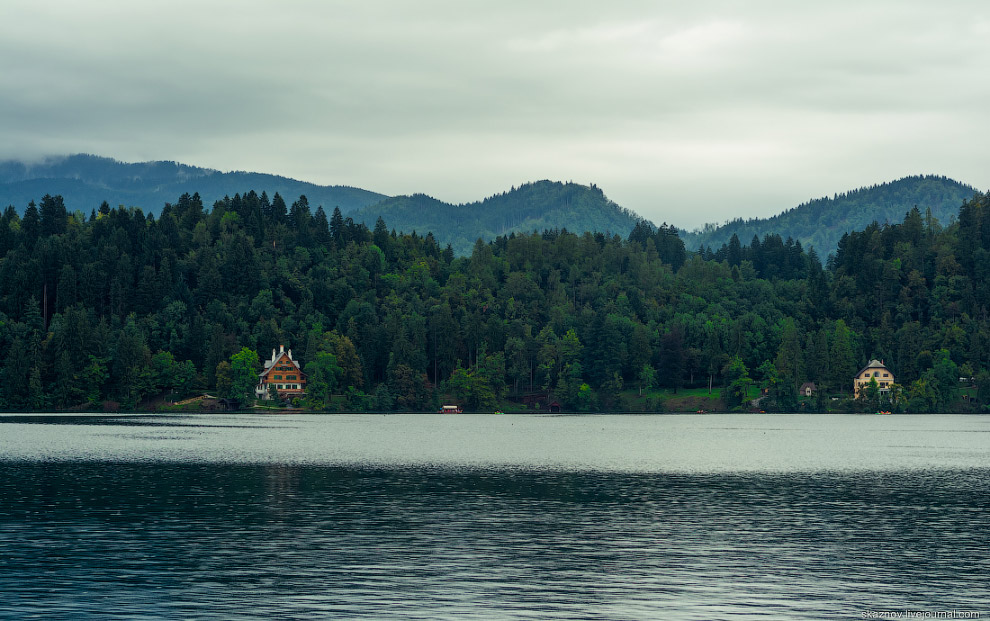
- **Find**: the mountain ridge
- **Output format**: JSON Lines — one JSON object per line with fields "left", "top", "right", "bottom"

{"left": 0, "top": 154, "right": 386, "bottom": 215}
{"left": 2, "top": 155, "right": 981, "bottom": 259}
{"left": 352, "top": 180, "right": 646, "bottom": 255}
{"left": 0, "top": 156, "right": 648, "bottom": 255}
{"left": 680, "top": 175, "right": 979, "bottom": 257}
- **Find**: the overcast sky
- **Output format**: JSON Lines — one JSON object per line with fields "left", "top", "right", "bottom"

{"left": 2, "top": 1, "right": 989, "bottom": 229}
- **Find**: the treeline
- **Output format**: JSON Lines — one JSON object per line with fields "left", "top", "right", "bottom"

{"left": 1, "top": 188, "right": 989, "bottom": 412}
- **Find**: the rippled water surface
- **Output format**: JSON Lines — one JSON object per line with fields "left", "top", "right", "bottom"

{"left": 1, "top": 413, "right": 988, "bottom": 619}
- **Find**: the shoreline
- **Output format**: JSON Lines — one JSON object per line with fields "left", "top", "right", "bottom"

{"left": 1, "top": 410, "right": 986, "bottom": 416}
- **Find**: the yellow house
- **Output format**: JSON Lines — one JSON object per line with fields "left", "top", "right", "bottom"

{"left": 854, "top": 360, "right": 894, "bottom": 397}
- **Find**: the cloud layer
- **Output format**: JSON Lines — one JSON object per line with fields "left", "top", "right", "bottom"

{"left": 2, "top": 1, "right": 988, "bottom": 228}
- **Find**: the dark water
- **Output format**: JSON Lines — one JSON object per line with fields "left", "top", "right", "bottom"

{"left": 0, "top": 414, "right": 988, "bottom": 619}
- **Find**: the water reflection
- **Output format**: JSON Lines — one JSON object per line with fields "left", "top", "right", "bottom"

{"left": 0, "top": 460, "right": 987, "bottom": 619}
{"left": 2, "top": 413, "right": 990, "bottom": 473}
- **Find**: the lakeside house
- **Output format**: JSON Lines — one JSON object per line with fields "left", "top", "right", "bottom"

{"left": 798, "top": 382, "right": 817, "bottom": 397}
{"left": 854, "top": 360, "right": 894, "bottom": 397}
{"left": 256, "top": 345, "right": 307, "bottom": 400}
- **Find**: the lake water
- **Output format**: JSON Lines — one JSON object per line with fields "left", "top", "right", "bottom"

{"left": 0, "top": 413, "right": 987, "bottom": 619}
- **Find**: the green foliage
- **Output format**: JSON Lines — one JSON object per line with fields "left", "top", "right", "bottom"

{"left": 447, "top": 350, "right": 505, "bottom": 411}
{"left": 723, "top": 357, "right": 751, "bottom": 410}
{"left": 2, "top": 184, "right": 990, "bottom": 414}
{"left": 80, "top": 355, "right": 109, "bottom": 406}
{"left": 304, "top": 351, "right": 343, "bottom": 409}
{"left": 373, "top": 383, "right": 394, "bottom": 411}
{"left": 637, "top": 363, "right": 657, "bottom": 396}
{"left": 214, "top": 362, "right": 232, "bottom": 399}
{"left": 682, "top": 175, "right": 976, "bottom": 257}
{"left": 0, "top": 154, "right": 386, "bottom": 219}
{"left": 353, "top": 181, "right": 643, "bottom": 256}
{"left": 229, "top": 348, "right": 260, "bottom": 401}
{"left": 448, "top": 366, "right": 493, "bottom": 411}
{"left": 855, "top": 377, "right": 882, "bottom": 412}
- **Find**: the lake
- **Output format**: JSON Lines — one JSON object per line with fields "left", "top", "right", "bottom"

{"left": 0, "top": 413, "right": 987, "bottom": 619}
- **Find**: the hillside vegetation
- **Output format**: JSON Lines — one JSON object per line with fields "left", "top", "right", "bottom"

{"left": 353, "top": 180, "right": 646, "bottom": 255}
{"left": 1, "top": 157, "right": 648, "bottom": 256}
{"left": 2, "top": 186, "right": 990, "bottom": 414}
{"left": 0, "top": 154, "right": 385, "bottom": 216}
{"left": 681, "top": 175, "right": 978, "bottom": 257}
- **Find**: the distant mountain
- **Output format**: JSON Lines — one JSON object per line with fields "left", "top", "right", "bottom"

{"left": 680, "top": 175, "right": 979, "bottom": 257}
{"left": 0, "top": 154, "right": 386, "bottom": 215}
{"left": 353, "top": 180, "right": 646, "bottom": 255}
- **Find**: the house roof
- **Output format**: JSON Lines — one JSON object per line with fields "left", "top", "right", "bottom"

{"left": 258, "top": 353, "right": 304, "bottom": 378}
{"left": 855, "top": 359, "right": 891, "bottom": 378}
{"left": 263, "top": 345, "right": 296, "bottom": 369}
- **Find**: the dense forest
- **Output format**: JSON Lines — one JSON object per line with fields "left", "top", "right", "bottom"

{"left": 1, "top": 186, "right": 989, "bottom": 413}
{"left": 680, "top": 175, "right": 976, "bottom": 257}
{"left": 353, "top": 180, "right": 643, "bottom": 255}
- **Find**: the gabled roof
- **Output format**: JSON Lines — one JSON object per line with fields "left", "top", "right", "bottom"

{"left": 259, "top": 351, "right": 304, "bottom": 378}
{"left": 855, "top": 359, "right": 891, "bottom": 378}
{"left": 263, "top": 345, "right": 297, "bottom": 368}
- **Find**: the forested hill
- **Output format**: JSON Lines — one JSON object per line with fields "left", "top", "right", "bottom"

{"left": 352, "top": 180, "right": 646, "bottom": 255}
{"left": 0, "top": 154, "right": 386, "bottom": 215}
{"left": 680, "top": 175, "right": 978, "bottom": 257}
{"left": 5, "top": 185, "right": 990, "bottom": 413}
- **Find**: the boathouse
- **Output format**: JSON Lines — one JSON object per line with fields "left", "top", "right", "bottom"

{"left": 798, "top": 382, "right": 817, "bottom": 397}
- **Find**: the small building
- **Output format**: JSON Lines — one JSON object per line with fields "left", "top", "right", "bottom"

{"left": 854, "top": 360, "right": 894, "bottom": 397}
{"left": 256, "top": 345, "right": 307, "bottom": 400}
{"left": 798, "top": 382, "right": 817, "bottom": 397}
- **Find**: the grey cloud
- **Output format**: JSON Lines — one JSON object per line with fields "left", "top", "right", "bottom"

{"left": 1, "top": 1, "right": 989, "bottom": 228}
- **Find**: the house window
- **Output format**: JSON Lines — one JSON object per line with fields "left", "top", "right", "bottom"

{"left": 277, "top": 384, "right": 284, "bottom": 390}
{"left": 287, "top": 375, "right": 296, "bottom": 380}
{"left": 883, "top": 373, "right": 889, "bottom": 377}
{"left": 274, "top": 375, "right": 282, "bottom": 380}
